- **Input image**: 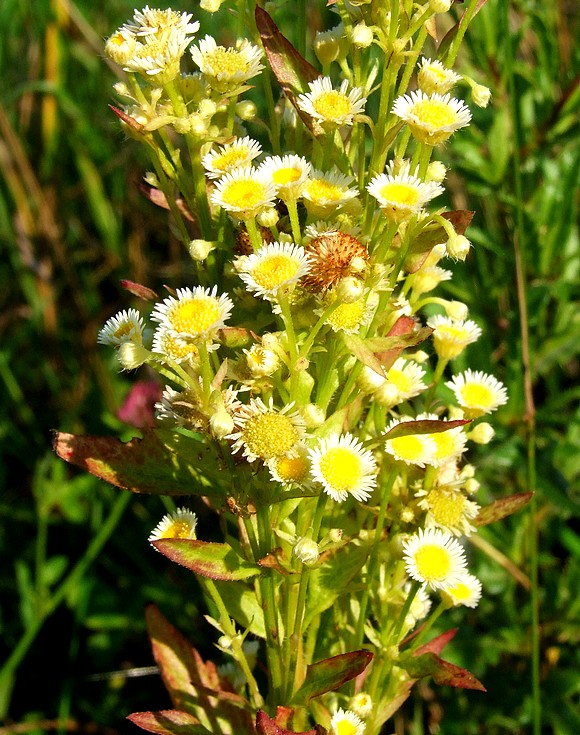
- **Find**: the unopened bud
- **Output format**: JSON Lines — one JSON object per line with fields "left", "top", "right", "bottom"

{"left": 445, "top": 300, "right": 469, "bottom": 321}
{"left": 314, "top": 29, "right": 341, "bottom": 66}
{"left": 198, "top": 98, "right": 218, "bottom": 118}
{"left": 302, "top": 403, "right": 325, "bottom": 428}
{"left": 464, "top": 477, "right": 480, "bottom": 494}
{"left": 200, "top": 0, "right": 223, "bottom": 11}
{"left": 336, "top": 276, "right": 364, "bottom": 303}
{"left": 471, "top": 83, "right": 491, "bottom": 108}
{"left": 210, "top": 405, "right": 235, "bottom": 439}
{"left": 351, "top": 22, "right": 374, "bottom": 48}
{"left": 349, "top": 692, "right": 373, "bottom": 719}
{"left": 256, "top": 207, "right": 279, "bottom": 228}
{"left": 429, "top": 0, "right": 452, "bottom": 13}
{"left": 446, "top": 234, "right": 471, "bottom": 260}
{"left": 236, "top": 100, "right": 257, "bottom": 120}
{"left": 293, "top": 537, "right": 320, "bottom": 566}
{"left": 189, "top": 239, "right": 215, "bottom": 261}
{"left": 468, "top": 422, "right": 495, "bottom": 444}
{"left": 427, "top": 160, "right": 447, "bottom": 183}
{"left": 117, "top": 342, "right": 150, "bottom": 370}
{"left": 411, "top": 350, "right": 430, "bottom": 364}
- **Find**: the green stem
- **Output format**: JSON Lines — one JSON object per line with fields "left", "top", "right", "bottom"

{"left": 392, "top": 579, "right": 421, "bottom": 642}
{"left": 444, "top": 0, "right": 481, "bottom": 67}
{"left": 0, "top": 491, "right": 132, "bottom": 719}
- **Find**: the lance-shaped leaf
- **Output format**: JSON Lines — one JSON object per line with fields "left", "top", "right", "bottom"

{"left": 109, "top": 103, "right": 143, "bottom": 132}
{"left": 256, "top": 709, "right": 325, "bottom": 735}
{"left": 255, "top": 6, "right": 322, "bottom": 136}
{"left": 153, "top": 539, "right": 262, "bottom": 581}
{"left": 52, "top": 429, "right": 225, "bottom": 496}
{"left": 213, "top": 580, "right": 266, "bottom": 638}
{"left": 401, "top": 651, "right": 486, "bottom": 691}
{"left": 120, "top": 279, "right": 158, "bottom": 301}
{"left": 343, "top": 325, "right": 432, "bottom": 377}
{"left": 127, "top": 711, "right": 211, "bottom": 735}
{"left": 474, "top": 492, "right": 533, "bottom": 527}
{"left": 383, "top": 418, "right": 470, "bottom": 441}
{"left": 145, "top": 605, "right": 255, "bottom": 732}
{"left": 140, "top": 183, "right": 195, "bottom": 222}
{"left": 439, "top": 0, "right": 490, "bottom": 60}
{"left": 291, "top": 651, "right": 373, "bottom": 705}
{"left": 413, "top": 628, "right": 458, "bottom": 656}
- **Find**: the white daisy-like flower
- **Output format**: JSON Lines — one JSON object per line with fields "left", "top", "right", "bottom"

{"left": 123, "top": 7, "right": 200, "bottom": 38}
{"left": 151, "top": 325, "right": 199, "bottom": 364}
{"left": 411, "top": 265, "right": 453, "bottom": 295}
{"left": 155, "top": 385, "right": 208, "bottom": 430}
{"left": 267, "top": 444, "right": 314, "bottom": 489}
{"left": 303, "top": 168, "right": 358, "bottom": 216}
{"left": 244, "top": 343, "right": 280, "bottom": 377}
{"left": 228, "top": 398, "right": 306, "bottom": 463}
{"left": 415, "top": 412, "right": 468, "bottom": 466}
{"left": 402, "top": 527, "right": 468, "bottom": 590}
{"left": 151, "top": 286, "right": 234, "bottom": 344}
{"left": 367, "top": 168, "right": 443, "bottom": 223}
{"left": 416, "top": 484, "right": 480, "bottom": 537}
{"left": 427, "top": 314, "right": 482, "bottom": 360}
{"left": 148, "top": 507, "right": 198, "bottom": 548}
{"left": 441, "top": 572, "right": 483, "bottom": 608}
{"left": 446, "top": 369, "right": 508, "bottom": 418}
{"left": 417, "top": 57, "right": 462, "bottom": 96}
{"left": 210, "top": 166, "right": 276, "bottom": 220}
{"left": 348, "top": 692, "right": 373, "bottom": 720}
{"left": 191, "top": 35, "right": 264, "bottom": 94}
{"left": 374, "top": 358, "right": 428, "bottom": 407}
{"left": 383, "top": 417, "right": 438, "bottom": 468}
{"left": 329, "top": 708, "right": 365, "bottom": 735}
{"left": 237, "top": 241, "right": 311, "bottom": 299}
{"left": 309, "top": 433, "right": 377, "bottom": 503}
{"left": 297, "top": 77, "right": 367, "bottom": 127}
{"left": 104, "top": 29, "right": 138, "bottom": 66}
{"left": 98, "top": 308, "right": 145, "bottom": 347}
{"left": 392, "top": 90, "right": 472, "bottom": 146}
{"left": 258, "top": 154, "right": 312, "bottom": 201}
{"left": 123, "top": 27, "right": 193, "bottom": 85}
{"left": 202, "top": 137, "right": 262, "bottom": 179}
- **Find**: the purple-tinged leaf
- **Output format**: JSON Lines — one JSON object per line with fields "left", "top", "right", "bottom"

{"left": 120, "top": 280, "right": 159, "bottom": 301}
{"left": 383, "top": 419, "right": 470, "bottom": 440}
{"left": 127, "top": 710, "right": 210, "bottom": 735}
{"left": 475, "top": 492, "right": 533, "bottom": 527}
{"left": 291, "top": 651, "right": 373, "bottom": 704}
{"left": 109, "top": 103, "right": 143, "bottom": 132}
{"left": 401, "top": 652, "right": 486, "bottom": 691}
{"left": 414, "top": 629, "right": 458, "bottom": 656}
{"left": 52, "top": 429, "right": 224, "bottom": 496}
{"left": 256, "top": 709, "right": 325, "bottom": 735}
{"left": 153, "top": 539, "right": 261, "bottom": 580}
{"left": 255, "top": 7, "right": 322, "bottom": 136}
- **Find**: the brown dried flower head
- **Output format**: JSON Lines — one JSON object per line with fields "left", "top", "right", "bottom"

{"left": 302, "top": 231, "right": 369, "bottom": 292}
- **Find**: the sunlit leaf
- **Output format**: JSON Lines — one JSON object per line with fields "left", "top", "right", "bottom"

{"left": 291, "top": 651, "right": 373, "bottom": 704}
{"left": 256, "top": 709, "right": 325, "bottom": 735}
{"left": 153, "top": 539, "right": 262, "bottom": 581}
{"left": 127, "top": 710, "right": 210, "bottom": 735}
{"left": 474, "top": 492, "right": 533, "bottom": 526}
{"left": 401, "top": 651, "right": 486, "bottom": 691}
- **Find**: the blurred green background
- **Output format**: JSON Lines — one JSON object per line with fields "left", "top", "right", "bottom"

{"left": 0, "top": 1, "right": 578, "bottom": 733}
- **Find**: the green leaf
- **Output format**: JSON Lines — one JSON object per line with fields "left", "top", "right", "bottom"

{"left": 401, "top": 652, "right": 486, "bottom": 691}
{"left": 213, "top": 581, "right": 266, "bottom": 638}
{"left": 291, "top": 651, "right": 373, "bottom": 704}
{"left": 52, "top": 429, "right": 225, "bottom": 497}
{"left": 475, "top": 492, "right": 533, "bottom": 527}
{"left": 153, "top": 539, "right": 261, "bottom": 581}
{"left": 383, "top": 419, "right": 470, "bottom": 440}
{"left": 127, "top": 710, "right": 211, "bottom": 735}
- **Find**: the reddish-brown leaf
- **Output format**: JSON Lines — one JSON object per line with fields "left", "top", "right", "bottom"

{"left": 383, "top": 419, "right": 470, "bottom": 440}
{"left": 153, "top": 539, "right": 261, "bottom": 581}
{"left": 120, "top": 279, "right": 158, "bottom": 301}
{"left": 127, "top": 710, "right": 209, "bottom": 735}
{"left": 402, "top": 652, "right": 486, "bottom": 691}
{"left": 291, "top": 651, "right": 373, "bottom": 704}
{"left": 256, "top": 710, "right": 324, "bottom": 735}
{"left": 414, "top": 629, "right": 458, "bottom": 656}
{"left": 475, "top": 492, "right": 533, "bottom": 527}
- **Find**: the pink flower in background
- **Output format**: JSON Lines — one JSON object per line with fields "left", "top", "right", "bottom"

{"left": 117, "top": 380, "right": 163, "bottom": 428}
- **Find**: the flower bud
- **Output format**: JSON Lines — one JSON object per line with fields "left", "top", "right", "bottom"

{"left": 198, "top": 99, "right": 218, "bottom": 119}
{"left": 293, "top": 537, "right": 320, "bottom": 566}
{"left": 351, "top": 22, "right": 374, "bottom": 48}
{"left": 245, "top": 344, "right": 280, "bottom": 377}
{"left": 349, "top": 692, "right": 373, "bottom": 719}
{"left": 427, "top": 160, "right": 447, "bottom": 183}
{"left": 445, "top": 300, "right": 469, "bottom": 321}
{"left": 411, "top": 350, "right": 430, "bottom": 364}
{"left": 302, "top": 403, "right": 325, "bottom": 428}
{"left": 446, "top": 234, "right": 471, "bottom": 260}
{"left": 336, "top": 276, "right": 364, "bottom": 303}
{"left": 468, "top": 422, "right": 495, "bottom": 444}
{"left": 314, "top": 28, "right": 341, "bottom": 65}
{"left": 471, "top": 83, "right": 492, "bottom": 108}
{"left": 429, "top": 0, "right": 452, "bottom": 12}
{"left": 200, "top": 0, "right": 223, "bottom": 11}
{"left": 256, "top": 207, "right": 280, "bottom": 228}
{"left": 188, "top": 114, "right": 208, "bottom": 136}
{"left": 236, "top": 100, "right": 257, "bottom": 120}
{"left": 210, "top": 405, "right": 235, "bottom": 439}
{"left": 464, "top": 477, "right": 480, "bottom": 494}
{"left": 189, "top": 239, "right": 215, "bottom": 261}
{"left": 117, "top": 342, "right": 150, "bottom": 370}
{"left": 105, "top": 31, "right": 136, "bottom": 66}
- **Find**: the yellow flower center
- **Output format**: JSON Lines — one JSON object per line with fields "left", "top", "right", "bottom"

{"left": 274, "top": 453, "right": 309, "bottom": 483}
{"left": 411, "top": 100, "right": 456, "bottom": 129}
{"left": 327, "top": 300, "right": 365, "bottom": 331}
{"left": 319, "top": 447, "right": 362, "bottom": 492}
{"left": 212, "top": 147, "right": 250, "bottom": 171}
{"left": 205, "top": 48, "right": 248, "bottom": 77}
{"left": 250, "top": 255, "right": 301, "bottom": 290}
{"left": 336, "top": 722, "right": 358, "bottom": 735}
{"left": 169, "top": 297, "right": 222, "bottom": 335}
{"left": 162, "top": 520, "right": 195, "bottom": 539}
{"left": 161, "top": 333, "right": 199, "bottom": 360}
{"left": 242, "top": 413, "right": 299, "bottom": 460}
{"left": 437, "top": 324, "right": 469, "bottom": 342}
{"left": 427, "top": 65, "right": 447, "bottom": 83}
{"left": 221, "top": 180, "right": 267, "bottom": 210}
{"left": 306, "top": 179, "right": 344, "bottom": 203}
{"left": 430, "top": 431, "right": 457, "bottom": 460}
{"left": 414, "top": 544, "right": 451, "bottom": 582}
{"left": 447, "top": 582, "right": 471, "bottom": 601}
{"left": 390, "top": 435, "right": 426, "bottom": 462}
{"left": 273, "top": 167, "right": 302, "bottom": 185}
{"left": 426, "top": 488, "right": 465, "bottom": 527}
{"left": 379, "top": 182, "right": 420, "bottom": 207}
{"left": 312, "top": 91, "right": 351, "bottom": 120}
{"left": 386, "top": 368, "right": 413, "bottom": 393}
{"left": 460, "top": 383, "right": 494, "bottom": 408}
{"left": 114, "top": 322, "right": 135, "bottom": 340}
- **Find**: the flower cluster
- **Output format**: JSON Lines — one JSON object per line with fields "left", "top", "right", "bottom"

{"left": 97, "top": 4, "right": 506, "bottom": 734}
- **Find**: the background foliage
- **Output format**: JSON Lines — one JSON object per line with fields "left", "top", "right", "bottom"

{"left": 0, "top": 0, "right": 578, "bottom": 733}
